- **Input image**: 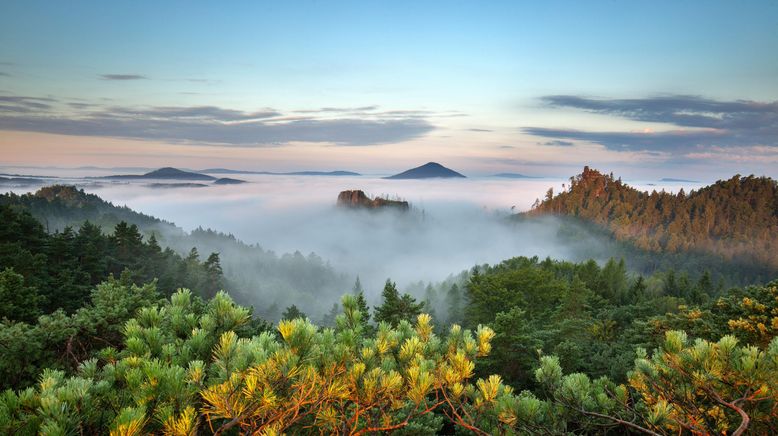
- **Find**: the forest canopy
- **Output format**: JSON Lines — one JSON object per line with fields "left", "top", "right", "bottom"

{"left": 1, "top": 175, "right": 777, "bottom": 434}
{"left": 528, "top": 167, "right": 778, "bottom": 271}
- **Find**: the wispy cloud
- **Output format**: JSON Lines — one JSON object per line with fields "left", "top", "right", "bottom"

{"left": 525, "top": 95, "right": 778, "bottom": 153}
{"left": 294, "top": 105, "right": 379, "bottom": 114}
{"left": 526, "top": 127, "right": 728, "bottom": 151}
{"left": 68, "top": 102, "right": 95, "bottom": 109}
{"left": 99, "top": 74, "right": 148, "bottom": 81}
{"left": 539, "top": 140, "right": 574, "bottom": 146}
{"left": 105, "top": 105, "right": 281, "bottom": 121}
{"left": 0, "top": 72, "right": 9, "bottom": 77}
{"left": 0, "top": 98, "right": 434, "bottom": 146}
{"left": 0, "top": 96, "right": 55, "bottom": 113}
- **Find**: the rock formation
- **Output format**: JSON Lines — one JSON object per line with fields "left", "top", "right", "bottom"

{"left": 337, "top": 190, "right": 409, "bottom": 211}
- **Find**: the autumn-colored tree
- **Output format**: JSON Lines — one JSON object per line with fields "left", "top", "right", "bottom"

{"left": 528, "top": 167, "right": 778, "bottom": 273}
{"left": 629, "top": 331, "right": 778, "bottom": 435}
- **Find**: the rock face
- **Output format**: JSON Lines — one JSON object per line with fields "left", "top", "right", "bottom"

{"left": 337, "top": 190, "right": 409, "bottom": 211}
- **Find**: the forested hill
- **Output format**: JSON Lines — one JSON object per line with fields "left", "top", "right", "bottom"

{"left": 0, "top": 186, "right": 349, "bottom": 319}
{"left": 0, "top": 185, "right": 174, "bottom": 233}
{"left": 527, "top": 166, "right": 778, "bottom": 270}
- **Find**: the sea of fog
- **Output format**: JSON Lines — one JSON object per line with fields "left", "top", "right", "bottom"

{"left": 1, "top": 168, "right": 705, "bottom": 296}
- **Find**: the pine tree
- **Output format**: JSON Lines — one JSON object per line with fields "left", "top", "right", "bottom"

{"left": 146, "top": 233, "right": 161, "bottom": 254}
{"left": 203, "top": 252, "right": 224, "bottom": 299}
{"left": 629, "top": 275, "right": 647, "bottom": 302}
{"left": 664, "top": 269, "right": 678, "bottom": 297}
{"left": 354, "top": 290, "right": 371, "bottom": 325}
{"left": 282, "top": 304, "right": 307, "bottom": 321}
{"left": 374, "top": 280, "right": 423, "bottom": 327}
{"left": 352, "top": 275, "right": 363, "bottom": 294}
{"left": 445, "top": 284, "right": 463, "bottom": 325}
{"left": 423, "top": 283, "right": 438, "bottom": 321}
{"left": 0, "top": 268, "right": 42, "bottom": 323}
{"left": 319, "top": 302, "right": 340, "bottom": 327}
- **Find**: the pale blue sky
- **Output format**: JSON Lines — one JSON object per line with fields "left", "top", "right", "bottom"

{"left": 1, "top": 1, "right": 777, "bottom": 177}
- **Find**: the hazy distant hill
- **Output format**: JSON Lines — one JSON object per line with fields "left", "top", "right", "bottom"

{"left": 101, "top": 167, "right": 216, "bottom": 181}
{"left": 660, "top": 177, "right": 700, "bottom": 183}
{"left": 147, "top": 183, "right": 209, "bottom": 189}
{"left": 288, "top": 170, "right": 360, "bottom": 176}
{"left": 201, "top": 168, "right": 361, "bottom": 176}
{"left": 385, "top": 162, "right": 466, "bottom": 179}
{"left": 527, "top": 166, "right": 778, "bottom": 270}
{"left": 213, "top": 177, "right": 247, "bottom": 185}
{"left": 492, "top": 173, "right": 540, "bottom": 179}
{"left": 0, "top": 176, "right": 46, "bottom": 185}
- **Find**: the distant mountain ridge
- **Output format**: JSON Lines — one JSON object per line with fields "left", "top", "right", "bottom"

{"left": 492, "top": 173, "right": 540, "bottom": 179}
{"left": 526, "top": 166, "right": 778, "bottom": 269}
{"left": 385, "top": 162, "right": 466, "bottom": 179}
{"left": 213, "top": 177, "right": 247, "bottom": 185}
{"left": 201, "top": 168, "right": 361, "bottom": 176}
{"left": 660, "top": 177, "right": 701, "bottom": 183}
{"left": 0, "top": 176, "right": 46, "bottom": 185}
{"left": 100, "top": 167, "right": 216, "bottom": 181}
{"left": 96, "top": 167, "right": 250, "bottom": 185}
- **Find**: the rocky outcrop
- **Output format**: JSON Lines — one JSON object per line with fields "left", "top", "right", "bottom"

{"left": 34, "top": 185, "right": 91, "bottom": 207}
{"left": 337, "top": 190, "right": 409, "bottom": 211}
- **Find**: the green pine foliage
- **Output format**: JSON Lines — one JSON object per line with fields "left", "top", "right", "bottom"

{"left": 374, "top": 279, "right": 425, "bottom": 327}
{"left": 0, "top": 205, "right": 224, "bottom": 318}
{"left": 1, "top": 180, "right": 777, "bottom": 433}
{"left": 1, "top": 281, "right": 775, "bottom": 434}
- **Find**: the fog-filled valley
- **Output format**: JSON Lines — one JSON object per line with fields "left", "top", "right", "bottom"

{"left": 3, "top": 166, "right": 777, "bottom": 435}
{"left": 1, "top": 170, "right": 712, "bottom": 319}
{"left": 5, "top": 2, "right": 778, "bottom": 432}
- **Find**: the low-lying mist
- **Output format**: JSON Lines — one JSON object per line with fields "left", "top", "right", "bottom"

{"left": 3, "top": 172, "right": 699, "bottom": 318}
{"left": 88, "top": 176, "right": 569, "bottom": 289}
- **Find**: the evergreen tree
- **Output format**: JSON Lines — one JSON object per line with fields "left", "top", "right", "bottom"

{"left": 282, "top": 304, "right": 307, "bottom": 321}
{"left": 186, "top": 247, "right": 200, "bottom": 263}
{"left": 319, "top": 302, "right": 340, "bottom": 327}
{"left": 664, "top": 269, "right": 678, "bottom": 297}
{"left": 203, "top": 252, "right": 224, "bottom": 298}
{"left": 690, "top": 270, "right": 713, "bottom": 303}
{"left": 0, "top": 268, "right": 42, "bottom": 323}
{"left": 422, "top": 283, "right": 438, "bottom": 321}
{"left": 374, "top": 279, "right": 423, "bottom": 327}
{"left": 600, "top": 258, "right": 628, "bottom": 302}
{"left": 354, "top": 290, "right": 371, "bottom": 325}
{"left": 445, "top": 283, "right": 464, "bottom": 325}
{"left": 75, "top": 221, "right": 106, "bottom": 285}
{"left": 352, "top": 275, "right": 363, "bottom": 294}
{"left": 629, "top": 275, "right": 647, "bottom": 302}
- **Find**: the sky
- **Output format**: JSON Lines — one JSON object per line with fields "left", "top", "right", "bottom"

{"left": 1, "top": 1, "right": 777, "bottom": 179}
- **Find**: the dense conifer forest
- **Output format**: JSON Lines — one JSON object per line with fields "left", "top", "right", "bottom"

{"left": 0, "top": 186, "right": 350, "bottom": 320}
{"left": 528, "top": 167, "right": 778, "bottom": 271}
{"left": 1, "top": 174, "right": 777, "bottom": 434}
